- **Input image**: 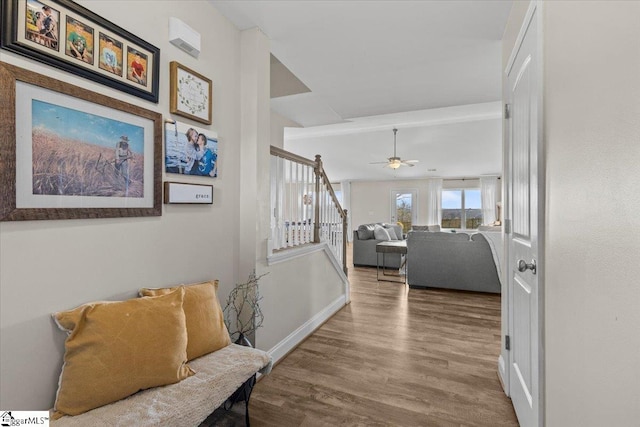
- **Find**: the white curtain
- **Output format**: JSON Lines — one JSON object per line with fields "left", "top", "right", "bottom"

{"left": 340, "top": 180, "right": 352, "bottom": 242}
{"left": 426, "top": 178, "right": 443, "bottom": 226}
{"left": 480, "top": 176, "right": 499, "bottom": 225}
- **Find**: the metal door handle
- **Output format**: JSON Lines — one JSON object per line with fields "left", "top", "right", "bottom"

{"left": 517, "top": 259, "right": 537, "bottom": 274}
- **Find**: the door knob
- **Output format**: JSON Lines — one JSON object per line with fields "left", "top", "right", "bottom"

{"left": 517, "top": 259, "right": 537, "bottom": 274}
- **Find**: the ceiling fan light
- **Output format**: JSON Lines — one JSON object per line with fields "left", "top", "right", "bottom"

{"left": 389, "top": 159, "right": 401, "bottom": 169}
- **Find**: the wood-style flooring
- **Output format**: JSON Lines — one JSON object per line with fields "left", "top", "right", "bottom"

{"left": 248, "top": 264, "right": 519, "bottom": 426}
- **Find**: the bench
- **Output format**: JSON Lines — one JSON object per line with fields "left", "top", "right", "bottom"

{"left": 51, "top": 344, "right": 272, "bottom": 427}
{"left": 48, "top": 281, "right": 272, "bottom": 426}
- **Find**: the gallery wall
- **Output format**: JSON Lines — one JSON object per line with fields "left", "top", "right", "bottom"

{"left": 0, "top": 0, "right": 242, "bottom": 410}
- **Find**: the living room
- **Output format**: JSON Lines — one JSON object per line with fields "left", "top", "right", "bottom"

{"left": 1, "top": 1, "right": 638, "bottom": 426}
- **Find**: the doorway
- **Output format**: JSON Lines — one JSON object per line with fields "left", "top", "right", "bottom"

{"left": 390, "top": 190, "right": 417, "bottom": 234}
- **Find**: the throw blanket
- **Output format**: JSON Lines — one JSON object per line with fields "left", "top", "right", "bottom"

{"left": 51, "top": 344, "right": 272, "bottom": 427}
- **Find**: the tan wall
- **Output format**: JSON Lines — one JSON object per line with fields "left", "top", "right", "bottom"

{"left": 0, "top": 0, "right": 242, "bottom": 410}
{"left": 543, "top": 1, "right": 640, "bottom": 425}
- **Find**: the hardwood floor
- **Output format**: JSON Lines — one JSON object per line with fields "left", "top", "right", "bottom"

{"left": 249, "top": 265, "right": 518, "bottom": 426}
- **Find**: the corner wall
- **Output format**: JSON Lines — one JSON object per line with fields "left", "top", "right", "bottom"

{"left": 0, "top": 1, "right": 242, "bottom": 410}
{"left": 543, "top": 2, "right": 640, "bottom": 425}
{"left": 256, "top": 107, "right": 347, "bottom": 356}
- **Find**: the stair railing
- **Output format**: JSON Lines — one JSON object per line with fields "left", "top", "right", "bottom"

{"left": 270, "top": 146, "right": 348, "bottom": 275}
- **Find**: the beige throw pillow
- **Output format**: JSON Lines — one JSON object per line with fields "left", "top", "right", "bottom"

{"left": 140, "top": 281, "right": 231, "bottom": 361}
{"left": 52, "top": 288, "right": 193, "bottom": 419}
{"left": 373, "top": 224, "right": 391, "bottom": 241}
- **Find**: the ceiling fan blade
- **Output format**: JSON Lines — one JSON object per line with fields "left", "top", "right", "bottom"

{"left": 369, "top": 161, "right": 389, "bottom": 165}
{"left": 404, "top": 160, "right": 419, "bottom": 164}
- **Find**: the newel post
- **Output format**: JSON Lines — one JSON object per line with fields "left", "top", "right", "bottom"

{"left": 314, "top": 154, "right": 322, "bottom": 243}
{"left": 342, "top": 209, "right": 348, "bottom": 275}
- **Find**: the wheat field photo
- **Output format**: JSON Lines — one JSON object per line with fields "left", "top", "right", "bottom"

{"left": 31, "top": 99, "right": 145, "bottom": 198}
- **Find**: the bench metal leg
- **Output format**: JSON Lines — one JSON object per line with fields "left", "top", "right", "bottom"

{"left": 224, "top": 374, "right": 257, "bottom": 426}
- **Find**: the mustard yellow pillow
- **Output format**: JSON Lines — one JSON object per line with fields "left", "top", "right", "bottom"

{"left": 140, "top": 280, "right": 231, "bottom": 361}
{"left": 52, "top": 288, "right": 193, "bottom": 419}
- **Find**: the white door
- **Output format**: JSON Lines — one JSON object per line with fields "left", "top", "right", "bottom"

{"left": 506, "top": 4, "right": 541, "bottom": 427}
{"left": 390, "top": 190, "right": 417, "bottom": 234}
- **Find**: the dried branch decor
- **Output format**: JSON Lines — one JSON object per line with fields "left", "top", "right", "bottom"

{"left": 223, "top": 271, "right": 267, "bottom": 345}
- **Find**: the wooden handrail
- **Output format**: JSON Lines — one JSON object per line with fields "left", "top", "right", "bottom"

{"left": 270, "top": 146, "right": 316, "bottom": 168}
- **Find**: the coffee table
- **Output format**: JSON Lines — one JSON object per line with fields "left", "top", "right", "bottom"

{"left": 376, "top": 240, "right": 407, "bottom": 283}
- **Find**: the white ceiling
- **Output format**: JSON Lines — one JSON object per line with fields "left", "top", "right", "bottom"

{"left": 211, "top": 0, "right": 512, "bottom": 181}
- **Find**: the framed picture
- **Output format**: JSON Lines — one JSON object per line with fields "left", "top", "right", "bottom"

{"left": 164, "top": 121, "right": 218, "bottom": 178}
{"left": 164, "top": 182, "right": 213, "bottom": 205}
{"left": 170, "top": 61, "right": 212, "bottom": 125}
{"left": 0, "top": 61, "right": 162, "bottom": 221}
{"left": 0, "top": 0, "right": 160, "bottom": 103}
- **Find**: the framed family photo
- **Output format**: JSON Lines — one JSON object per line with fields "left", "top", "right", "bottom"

{"left": 0, "top": 0, "right": 160, "bottom": 102}
{"left": 170, "top": 61, "right": 212, "bottom": 125}
{"left": 164, "top": 121, "right": 218, "bottom": 178}
{"left": 0, "top": 61, "right": 162, "bottom": 221}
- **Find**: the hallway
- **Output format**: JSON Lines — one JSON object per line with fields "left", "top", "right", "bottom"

{"left": 249, "top": 265, "right": 519, "bottom": 426}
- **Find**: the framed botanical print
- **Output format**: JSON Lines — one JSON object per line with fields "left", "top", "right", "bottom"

{"left": 169, "top": 61, "right": 212, "bottom": 125}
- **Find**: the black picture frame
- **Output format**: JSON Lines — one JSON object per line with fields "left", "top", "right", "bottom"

{"left": 0, "top": 0, "right": 160, "bottom": 103}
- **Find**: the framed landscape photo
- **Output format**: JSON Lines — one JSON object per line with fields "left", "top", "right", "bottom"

{"left": 170, "top": 61, "right": 212, "bottom": 125}
{"left": 0, "top": 0, "right": 160, "bottom": 102}
{"left": 0, "top": 61, "right": 162, "bottom": 221}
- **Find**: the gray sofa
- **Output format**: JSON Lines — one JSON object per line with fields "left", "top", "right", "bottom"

{"left": 406, "top": 231, "right": 500, "bottom": 293}
{"left": 352, "top": 223, "right": 404, "bottom": 268}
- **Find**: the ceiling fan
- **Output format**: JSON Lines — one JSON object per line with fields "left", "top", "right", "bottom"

{"left": 370, "top": 128, "right": 419, "bottom": 169}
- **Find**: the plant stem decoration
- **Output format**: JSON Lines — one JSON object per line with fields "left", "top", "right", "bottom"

{"left": 223, "top": 271, "right": 267, "bottom": 344}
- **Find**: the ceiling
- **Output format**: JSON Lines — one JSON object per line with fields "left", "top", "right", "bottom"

{"left": 211, "top": 0, "right": 512, "bottom": 181}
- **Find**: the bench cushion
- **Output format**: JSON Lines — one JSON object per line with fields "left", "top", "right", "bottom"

{"left": 51, "top": 344, "right": 272, "bottom": 427}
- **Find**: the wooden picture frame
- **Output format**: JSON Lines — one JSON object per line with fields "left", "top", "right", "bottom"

{"left": 163, "top": 182, "right": 213, "bottom": 204}
{"left": 0, "top": 61, "right": 162, "bottom": 221}
{"left": 170, "top": 61, "right": 212, "bottom": 125}
{"left": 0, "top": 0, "right": 160, "bottom": 103}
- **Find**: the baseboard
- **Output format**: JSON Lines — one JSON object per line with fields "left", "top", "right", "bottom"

{"left": 498, "top": 354, "right": 509, "bottom": 395}
{"left": 266, "top": 294, "right": 346, "bottom": 365}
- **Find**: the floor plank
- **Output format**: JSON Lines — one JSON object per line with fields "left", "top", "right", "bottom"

{"left": 249, "top": 258, "right": 518, "bottom": 426}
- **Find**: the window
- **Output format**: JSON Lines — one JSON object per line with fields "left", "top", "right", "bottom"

{"left": 441, "top": 189, "right": 483, "bottom": 230}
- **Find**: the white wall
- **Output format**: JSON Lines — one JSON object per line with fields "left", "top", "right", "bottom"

{"left": 0, "top": 1, "right": 242, "bottom": 410}
{"left": 543, "top": 2, "right": 640, "bottom": 425}
{"left": 257, "top": 250, "right": 346, "bottom": 353}
{"left": 236, "top": 28, "right": 348, "bottom": 358}
{"left": 351, "top": 180, "right": 428, "bottom": 230}
{"left": 350, "top": 178, "right": 501, "bottom": 231}
{"left": 271, "top": 111, "right": 300, "bottom": 149}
